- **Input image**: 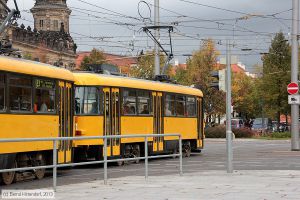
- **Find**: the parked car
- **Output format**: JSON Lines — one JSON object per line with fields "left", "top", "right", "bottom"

{"left": 252, "top": 118, "right": 272, "bottom": 133}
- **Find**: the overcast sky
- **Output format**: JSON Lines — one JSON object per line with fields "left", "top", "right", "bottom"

{"left": 8, "top": 0, "right": 292, "bottom": 72}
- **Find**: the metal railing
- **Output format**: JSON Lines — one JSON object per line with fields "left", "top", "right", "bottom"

{"left": 0, "top": 134, "right": 182, "bottom": 191}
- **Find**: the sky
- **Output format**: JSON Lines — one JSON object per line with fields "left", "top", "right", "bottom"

{"left": 8, "top": 0, "right": 292, "bottom": 72}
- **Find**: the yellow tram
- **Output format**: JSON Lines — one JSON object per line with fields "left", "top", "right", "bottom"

{"left": 0, "top": 56, "right": 204, "bottom": 185}
{"left": 0, "top": 56, "right": 74, "bottom": 185}
{"left": 73, "top": 72, "right": 204, "bottom": 163}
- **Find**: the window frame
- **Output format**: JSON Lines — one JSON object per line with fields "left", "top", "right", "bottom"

{"left": 164, "top": 92, "right": 198, "bottom": 118}
{"left": 34, "top": 78, "right": 56, "bottom": 114}
{"left": 0, "top": 72, "right": 60, "bottom": 115}
{"left": 186, "top": 96, "right": 197, "bottom": 117}
{"left": 39, "top": 20, "right": 44, "bottom": 28}
{"left": 137, "top": 90, "right": 152, "bottom": 116}
{"left": 0, "top": 72, "right": 6, "bottom": 112}
{"left": 164, "top": 93, "right": 176, "bottom": 117}
{"left": 74, "top": 86, "right": 103, "bottom": 116}
{"left": 121, "top": 88, "right": 152, "bottom": 117}
{"left": 8, "top": 74, "right": 33, "bottom": 113}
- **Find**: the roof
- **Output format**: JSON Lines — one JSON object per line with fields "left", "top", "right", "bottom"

{"left": 76, "top": 52, "right": 137, "bottom": 70}
{"left": 0, "top": 56, "right": 74, "bottom": 81}
{"left": 231, "top": 64, "right": 246, "bottom": 73}
{"left": 216, "top": 63, "right": 246, "bottom": 73}
{"left": 74, "top": 72, "right": 203, "bottom": 97}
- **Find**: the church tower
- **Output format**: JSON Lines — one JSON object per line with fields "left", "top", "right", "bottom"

{"left": 31, "top": 0, "right": 71, "bottom": 33}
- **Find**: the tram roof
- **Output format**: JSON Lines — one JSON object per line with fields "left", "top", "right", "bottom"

{"left": 0, "top": 56, "right": 74, "bottom": 81}
{"left": 73, "top": 72, "right": 203, "bottom": 97}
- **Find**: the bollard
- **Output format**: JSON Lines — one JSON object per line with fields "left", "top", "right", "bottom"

{"left": 144, "top": 136, "right": 148, "bottom": 180}
{"left": 179, "top": 136, "right": 183, "bottom": 176}
{"left": 53, "top": 140, "right": 57, "bottom": 191}
{"left": 104, "top": 137, "right": 108, "bottom": 185}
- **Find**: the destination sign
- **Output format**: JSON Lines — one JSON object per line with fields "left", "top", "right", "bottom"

{"left": 35, "top": 79, "right": 55, "bottom": 89}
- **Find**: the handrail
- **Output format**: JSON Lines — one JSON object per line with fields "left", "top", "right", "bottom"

{"left": 0, "top": 134, "right": 183, "bottom": 191}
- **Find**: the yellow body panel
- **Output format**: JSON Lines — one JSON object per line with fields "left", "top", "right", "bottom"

{"left": 164, "top": 117, "right": 198, "bottom": 140}
{"left": 112, "top": 146, "right": 120, "bottom": 155}
{"left": 121, "top": 117, "right": 153, "bottom": 143}
{"left": 74, "top": 116, "right": 104, "bottom": 146}
{"left": 0, "top": 115, "right": 58, "bottom": 154}
{"left": 197, "top": 139, "right": 203, "bottom": 148}
{"left": 0, "top": 56, "right": 74, "bottom": 81}
{"left": 74, "top": 73, "right": 203, "bottom": 97}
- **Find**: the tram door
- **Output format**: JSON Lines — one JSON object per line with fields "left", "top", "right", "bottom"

{"left": 58, "top": 81, "right": 73, "bottom": 163}
{"left": 103, "top": 88, "right": 121, "bottom": 157}
{"left": 197, "top": 97, "right": 204, "bottom": 147}
{"left": 152, "top": 92, "right": 164, "bottom": 152}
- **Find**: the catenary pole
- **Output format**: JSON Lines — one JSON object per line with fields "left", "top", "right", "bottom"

{"left": 154, "top": 0, "right": 160, "bottom": 75}
{"left": 291, "top": 0, "right": 300, "bottom": 151}
{"left": 226, "top": 40, "right": 233, "bottom": 173}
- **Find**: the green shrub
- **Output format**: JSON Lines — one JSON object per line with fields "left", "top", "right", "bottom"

{"left": 233, "top": 128, "right": 256, "bottom": 138}
{"left": 205, "top": 126, "right": 256, "bottom": 138}
{"left": 270, "top": 132, "right": 291, "bottom": 138}
{"left": 205, "top": 125, "right": 226, "bottom": 138}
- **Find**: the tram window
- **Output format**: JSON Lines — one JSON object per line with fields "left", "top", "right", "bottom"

{"left": 122, "top": 89, "right": 136, "bottom": 115}
{"left": 9, "top": 87, "right": 32, "bottom": 111}
{"left": 0, "top": 74, "right": 4, "bottom": 111}
{"left": 0, "top": 73, "right": 4, "bottom": 84}
{"left": 165, "top": 94, "right": 176, "bottom": 116}
{"left": 176, "top": 95, "right": 186, "bottom": 116}
{"left": 34, "top": 89, "right": 55, "bottom": 113}
{"left": 75, "top": 87, "right": 84, "bottom": 114}
{"left": 34, "top": 79, "right": 55, "bottom": 113}
{"left": 9, "top": 76, "right": 32, "bottom": 112}
{"left": 0, "top": 87, "right": 4, "bottom": 111}
{"left": 75, "top": 87, "right": 101, "bottom": 115}
{"left": 137, "top": 91, "right": 151, "bottom": 115}
{"left": 186, "top": 97, "right": 196, "bottom": 117}
{"left": 84, "top": 87, "right": 100, "bottom": 114}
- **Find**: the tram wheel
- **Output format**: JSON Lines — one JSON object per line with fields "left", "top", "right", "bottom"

{"left": 133, "top": 145, "right": 140, "bottom": 164}
{"left": 183, "top": 143, "right": 191, "bottom": 158}
{"left": 34, "top": 154, "right": 46, "bottom": 180}
{"left": 1, "top": 162, "right": 17, "bottom": 185}
{"left": 116, "top": 159, "right": 124, "bottom": 166}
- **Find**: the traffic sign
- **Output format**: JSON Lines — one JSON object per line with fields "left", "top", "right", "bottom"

{"left": 287, "top": 82, "right": 299, "bottom": 95}
{"left": 288, "top": 95, "right": 300, "bottom": 105}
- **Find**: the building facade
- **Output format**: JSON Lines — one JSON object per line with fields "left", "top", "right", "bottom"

{"left": 1, "top": 0, "right": 76, "bottom": 69}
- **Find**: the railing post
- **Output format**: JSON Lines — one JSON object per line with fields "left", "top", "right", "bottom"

{"left": 53, "top": 140, "right": 57, "bottom": 191}
{"left": 179, "top": 135, "right": 183, "bottom": 176}
{"left": 144, "top": 136, "right": 148, "bottom": 180}
{"left": 104, "top": 137, "right": 108, "bottom": 185}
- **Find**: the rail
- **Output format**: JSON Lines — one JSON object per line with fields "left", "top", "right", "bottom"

{"left": 0, "top": 134, "right": 182, "bottom": 191}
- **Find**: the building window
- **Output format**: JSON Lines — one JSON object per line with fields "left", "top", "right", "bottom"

{"left": 9, "top": 76, "right": 32, "bottom": 112}
{"left": 34, "top": 79, "right": 56, "bottom": 113}
{"left": 40, "top": 20, "right": 44, "bottom": 28}
{"left": 122, "top": 89, "right": 137, "bottom": 115}
{"left": 75, "top": 87, "right": 101, "bottom": 115}
{"left": 165, "top": 94, "right": 176, "bottom": 116}
{"left": 54, "top": 20, "right": 59, "bottom": 31}
{"left": 0, "top": 73, "right": 5, "bottom": 111}
{"left": 186, "top": 97, "right": 196, "bottom": 117}
{"left": 137, "top": 90, "right": 151, "bottom": 115}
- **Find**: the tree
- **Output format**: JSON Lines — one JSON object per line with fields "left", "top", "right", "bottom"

{"left": 130, "top": 51, "right": 169, "bottom": 79}
{"left": 80, "top": 48, "right": 106, "bottom": 70}
{"left": 174, "top": 39, "right": 226, "bottom": 122}
{"left": 261, "top": 32, "right": 291, "bottom": 122}
{"left": 232, "top": 72, "right": 257, "bottom": 118}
